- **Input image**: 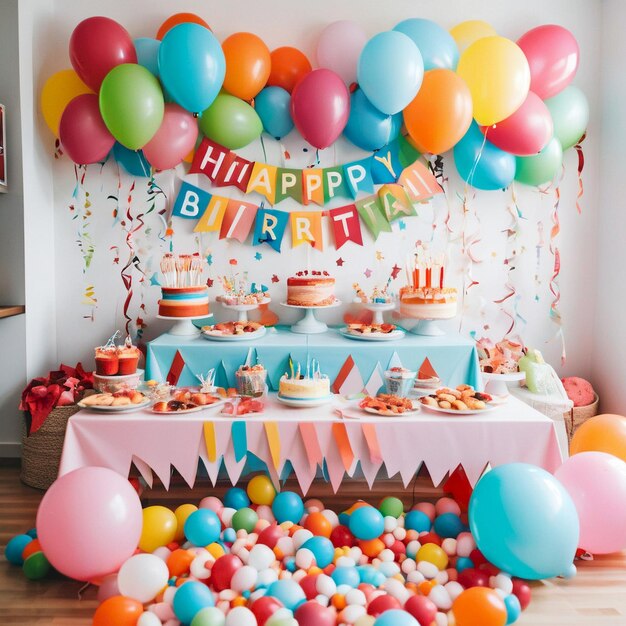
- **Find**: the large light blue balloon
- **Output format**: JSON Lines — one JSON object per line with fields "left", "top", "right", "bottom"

{"left": 255, "top": 86, "right": 294, "bottom": 139}
{"left": 394, "top": 18, "right": 459, "bottom": 70}
{"left": 357, "top": 31, "right": 423, "bottom": 115}
{"left": 134, "top": 38, "right": 160, "bottom": 77}
{"left": 344, "top": 88, "right": 402, "bottom": 151}
{"left": 112, "top": 143, "right": 151, "bottom": 177}
{"left": 158, "top": 23, "right": 225, "bottom": 114}
{"left": 469, "top": 463, "right": 579, "bottom": 580}
{"left": 453, "top": 122, "right": 516, "bottom": 190}
{"left": 373, "top": 609, "right": 419, "bottom": 626}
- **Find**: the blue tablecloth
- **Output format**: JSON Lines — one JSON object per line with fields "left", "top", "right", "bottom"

{"left": 145, "top": 326, "right": 481, "bottom": 392}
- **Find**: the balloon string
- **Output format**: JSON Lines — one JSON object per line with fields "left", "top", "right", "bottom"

{"left": 466, "top": 127, "right": 489, "bottom": 190}
{"left": 260, "top": 134, "right": 268, "bottom": 164}
{"left": 547, "top": 186, "right": 566, "bottom": 365}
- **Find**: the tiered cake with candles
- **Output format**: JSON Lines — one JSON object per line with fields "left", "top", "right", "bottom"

{"left": 158, "top": 253, "right": 209, "bottom": 318}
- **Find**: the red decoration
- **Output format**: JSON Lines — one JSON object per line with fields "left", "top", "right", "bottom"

{"left": 329, "top": 205, "right": 363, "bottom": 249}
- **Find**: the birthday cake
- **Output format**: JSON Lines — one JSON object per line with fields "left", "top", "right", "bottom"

{"left": 158, "top": 253, "right": 209, "bottom": 318}
{"left": 216, "top": 273, "right": 269, "bottom": 305}
{"left": 278, "top": 360, "right": 330, "bottom": 400}
{"left": 287, "top": 271, "right": 335, "bottom": 306}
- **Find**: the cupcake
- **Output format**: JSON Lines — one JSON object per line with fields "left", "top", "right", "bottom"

{"left": 384, "top": 367, "right": 417, "bottom": 397}
{"left": 236, "top": 364, "right": 267, "bottom": 397}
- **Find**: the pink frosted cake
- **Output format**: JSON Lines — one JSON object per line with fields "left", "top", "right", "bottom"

{"left": 287, "top": 271, "right": 335, "bottom": 306}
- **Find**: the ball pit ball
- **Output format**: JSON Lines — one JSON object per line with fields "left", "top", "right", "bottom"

{"left": 330, "top": 524, "right": 356, "bottom": 548}
{"left": 295, "top": 600, "right": 336, "bottom": 626}
{"left": 167, "top": 548, "right": 195, "bottom": 577}
{"left": 22, "top": 551, "right": 51, "bottom": 580}
{"left": 417, "top": 543, "right": 449, "bottom": 570}
{"left": 5, "top": 534, "right": 33, "bottom": 565}
{"left": 504, "top": 593, "right": 522, "bottom": 624}
{"left": 137, "top": 611, "right": 162, "bottom": 626}
{"left": 367, "top": 593, "right": 402, "bottom": 616}
{"left": 452, "top": 587, "right": 508, "bottom": 626}
{"left": 191, "top": 606, "right": 227, "bottom": 626}
{"left": 458, "top": 567, "right": 490, "bottom": 589}
{"left": 223, "top": 487, "right": 250, "bottom": 510}
{"left": 118, "top": 553, "right": 170, "bottom": 603}
{"left": 225, "top": 606, "right": 257, "bottom": 626}
{"left": 301, "top": 536, "right": 335, "bottom": 568}
{"left": 371, "top": 608, "right": 420, "bottom": 625}
{"left": 250, "top": 596, "right": 284, "bottom": 626}
{"left": 434, "top": 512, "right": 465, "bottom": 538}
{"left": 21, "top": 538, "right": 42, "bottom": 561}
{"left": 511, "top": 579, "right": 531, "bottom": 610}
{"left": 405, "top": 510, "right": 432, "bottom": 533}
{"left": 266, "top": 578, "right": 307, "bottom": 611}
{"left": 247, "top": 475, "right": 276, "bottom": 505}
{"left": 379, "top": 496, "right": 404, "bottom": 518}
{"left": 92, "top": 595, "right": 144, "bottom": 626}
{"left": 139, "top": 506, "right": 178, "bottom": 553}
{"left": 173, "top": 580, "right": 215, "bottom": 624}
{"left": 232, "top": 507, "right": 259, "bottom": 533}
{"left": 349, "top": 506, "right": 385, "bottom": 540}
{"left": 257, "top": 523, "right": 284, "bottom": 549}
{"left": 405, "top": 594, "right": 438, "bottom": 626}
{"left": 185, "top": 509, "right": 222, "bottom": 546}
{"left": 272, "top": 491, "right": 305, "bottom": 524}
{"left": 304, "top": 511, "right": 333, "bottom": 537}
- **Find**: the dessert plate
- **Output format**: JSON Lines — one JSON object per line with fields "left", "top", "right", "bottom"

{"left": 201, "top": 326, "right": 266, "bottom": 342}
{"left": 340, "top": 327, "right": 404, "bottom": 342}
{"left": 150, "top": 398, "right": 227, "bottom": 415}
{"left": 362, "top": 404, "right": 420, "bottom": 417}
{"left": 276, "top": 394, "right": 335, "bottom": 408}
{"left": 419, "top": 402, "right": 499, "bottom": 416}
{"left": 77, "top": 399, "right": 151, "bottom": 412}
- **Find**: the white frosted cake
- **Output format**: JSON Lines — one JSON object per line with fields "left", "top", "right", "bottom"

{"left": 278, "top": 359, "right": 330, "bottom": 400}
{"left": 399, "top": 286, "right": 457, "bottom": 320}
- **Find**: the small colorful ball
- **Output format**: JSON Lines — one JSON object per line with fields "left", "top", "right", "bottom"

{"left": 504, "top": 593, "right": 521, "bottom": 625}
{"left": 223, "top": 488, "right": 250, "bottom": 510}
{"left": 413, "top": 502, "right": 436, "bottom": 520}
{"left": 21, "top": 538, "right": 42, "bottom": 561}
{"left": 435, "top": 497, "right": 461, "bottom": 517}
{"left": 173, "top": 581, "right": 215, "bottom": 625}
{"left": 434, "top": 513, "right": 464, "bottom": 539}
{"left": 332, "top": 566, "right": 360, "bottom": 588}
{"left": 456, "top": 557, "right": 474, "bottom": 573}
{"left": 370, "top": 608, "right": 418, "bottom": 625}
{"left": 23, "top": 552, "right": 51, "bottom": 580}
{"left": 174, "top": 504, "right": 199, "bottom": 541}
{"left": 511, "top": 579, "right": 531, "bottom": 611}
{"left": 301, "top": 536, "right": 335, "bottom": 569}
{"left": 225, "top": 606, "right": 257, "bottom": 626}
{"left": 417, "top": 543, "right": 448, "bottom": 571}
{"left": 191, "top": 606, "right": 226, "bottom": 626}
{"left": 304, "top": 511, "right": 333, "bottom": 538}
{"left": 452, "top": 587, "right": 507, "bottom": 626}
{"left": 405, "top": 510, "right": 431, "bottom": 533}
{"left": 295, "top": 600, "right": 336, "bottom": 626}
{"left": 349, "top": 506, "right": 384, "bottom": 541}
{"left": 5, "top": 534, "right": 34, "bottom": 565}
{"left": 250, "top": 596, "right": 284, "bottom": 626}
{"left": 405, "top": 594, "right": 438, "bottom": 626}
{"left": 266, "top": 579, "right": 306, "bottom": 611}
{"left": 330, "top": 524, "right": 356, "bottom": 549}
{"left": 457, "top": 568, "right": 489, "bottom": 589}
{"left": 211, "top": 554, "right": 243, "bottom": 591}
{"left": 272, "top": 492, "right": 304, "bottom": 524}
{"left": 185, "top": 509, "right": 222, "bottom": 546}
{"left": 379, "top": 497, "right": 404, "bottom": 519}
{"left": 247, "top": 475, "right": 276, "bottom": 506}
{"left": 232, "top": 507, "right": 259, "bottom": 533}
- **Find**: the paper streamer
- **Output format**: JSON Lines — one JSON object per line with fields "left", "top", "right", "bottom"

{"left": 232, "top": 421, "right": 247, "bottom": 463}
{"left": 361, "top": 423, "right": 383, "bottom": 465}
{"left": 203, "top": 422, "right": 217, "bottom": 463}
{"left": 299, "top": 422, "right": 323, "bottom": 470}
{"left": 264, "top": 421, "right": 281, "bottom": 471}
{"left": 332, "top": 422, "right": 355, "bottom": 473}
{"left": 574, "top": 132, "right": 586, "bottom": 215}
{"left": 548, "top": 187, "right": 566, "bottom": 365}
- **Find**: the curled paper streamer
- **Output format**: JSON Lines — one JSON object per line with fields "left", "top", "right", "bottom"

{"left": 548, "top": 187, "right": 566, "bottom": 365}
{"left": 574, "top": 132, "right": 586, "bottom": 215}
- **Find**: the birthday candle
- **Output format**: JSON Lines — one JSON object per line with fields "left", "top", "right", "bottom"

{"left": 426, "top": 267, "right": 432, "bottom": 289}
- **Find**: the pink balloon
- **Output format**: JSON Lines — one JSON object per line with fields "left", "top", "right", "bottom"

{"left": 291, "top": 69, "right": 350, "bottom": 149}
{"left": 59, "top": 94, "right": 115, "bottom": 164}
{"left": 36, "top": 466, "right": 143, "bottom": 581}
{"left": 517, "top": 25, "right": 579, "bottom": 100}
{"left": 96, "top": 573, "right": 120, "bottom": 603}
{"left": 70, "top": 17, "right": 137, "bottom": 91}
{"left": 316, "top": 20, "right": 368, "bottom": 85}
{"left": 143, "top": 103, "right": 198, "bottom": 170}
{"left": 480, "top": 91, "right": 553, "bottom": 156}
{"left": 555, "top": 452, "right": 626, "bottom": 554}
{"left": 295, "top": 600, "right": 336, "bottom": 626}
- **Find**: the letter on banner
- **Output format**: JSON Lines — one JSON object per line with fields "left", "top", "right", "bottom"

{"left": 171, "top": 182, "right": 211, "bottom": 219}
{"left": 379, "top": 184, "right": 416, "bottom": 222}
{"left": 246, "top": 162, "right": 277, "bottom": 203}
{"left": 194, "top": 195, "right": 228, "bottom": 232}
{"left": 219, "top": 199, "right": 258, "bottom": 242}
{"left": 398, "top": 160, "right": 443, "bottom": 201}
{"left": 371, "top": 141, "right": 403, "bottom": 184}
{"left": 291, "top": 211, "right": 323, "bottom": 250}
{"left": 356, "top": 195, "right": 392, "bottom": 239}
{"left": 302, "top": 169, "right": 324, "bottom": 206}
{"left": 323, "top": 166, "right": 351, "bottom": 203}
{"left": 274, "top": 168, "right": 303, "bottom": 204}
{"left": 189, "top": 137, "right": 230, "bottom": 180}
{"left": 343, "top": 158, "right": 375, "bottom": 198}
{"left": 329, "top": 205, "right": 363, "bottom": 249}
{"left": 252, "top": 208, "right": 289, "bottom": 252}
{"left": 213, "top": 153, "right": 253, "bottom": 191}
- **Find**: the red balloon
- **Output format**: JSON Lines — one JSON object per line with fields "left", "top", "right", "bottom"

{"left": 300, "top": 574, "right": 320, "bottom": 600}
{"left": 330, "top": 525, "right": 355, "bottom": 549}
{"left": 419, "top": 532, "right": 442, "bottom": 546}
{"left": 59, "top": 94, "right": 115, "bottom": 164}
{"left": 367, "top": 594, "right": 402, "bottom": 617}
{"left": 405, "top": 595, "right": 438, "bottom": 626}
{"left": 295, "top": 600, "right": 336, "bottom": 626}
{"left": 291, "top": 69, "right": 350, "bottom": 149}
{"left": 458, "top": 567, "right": 490, "bottom": 589}
{"left": 511, "top": 578, "right": 532, "bottom": 611}
{"left": 268, "top": 47, "right": 312, "bottom": 93}
{"left": 257, "top": 524, "right": 284, "bottom": 549}
{"left": 210, "top": 554, "right": 243, "bottom": 591}
{"left": 390, "top": 539, "right": 406, "bottom": 561}
{"left": 481, "top": 91, "right": 552, "bottom": 156}
{"left": 251, "top": 595, "right": 284, "bottom": 626}
{"left": 469, "top": 549, "right": 487, "bottom": 567}
{"left": 69, "top": 17, "right": 137, "bottom": 91}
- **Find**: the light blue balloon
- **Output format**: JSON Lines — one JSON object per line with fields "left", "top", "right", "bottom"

{"left": 453, "top": 122, "right": 516, "bottom": 190}
{"left": 344, "top": 88, "right": 402, "bottom": 151}
{"left": 331, "top": 566, "right": 360, "bottom": 588}
{"left": 266, "top": 579, "right": 306, "bottom": 611}
{"left": 404, "top": 510, "right": 431, "bottom": 533}
{"left": 357, "top": 31, "right": 423, "bottom": 115}
{"left": 271, "top": 491, "right": 304, "bottom": 524}
{"left": 301, "top": 536, "right": 335, "bottom": 568}
{"left": 184, "top": 509, "right": 221, "bottom": 546}
{"left": 373, "top": 609, "right": 419, "bottom": 626}
{"left": 349, "top": 506, "right": 385, "bottom": 540}
{"left": 469, "top": 463, "right": 579, "bottom": 580}
{"left": 255, "top": 86, "right": 294, "bottom": 140}
{"left": 394, "top": 18, "right": 459, "bottom": 70}
{"left": 159, "top": 23, "right": 225, "bottom": 114}
{"left": 112, "top": 143, "right": 151, "bottom": 177}
{"left": 224, "top": 487, "right": 250, "bottom": 510}
{"left": 504, "top": 593, "right": 522, "bottom": 625}
{"left": 134, "top": 38, "right": 160, "bottom": 77}
{"left": 173, "top": 581, "right": 215, "bottom": 625}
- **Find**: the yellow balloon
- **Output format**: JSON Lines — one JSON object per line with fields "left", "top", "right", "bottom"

{"left": 457, "top": 36, "right": 530, "bottom": 127}
{"left": 417, "top": 542, "right": 449, "bottom": 570}
{"left": 174, "top": 503, "right": 198, "bottom": 542}
{"left": 247, "top": 475, "right": 276, "bottom": 506}
{"left": 139, "top": 505, "right": 178, "bottom": 552}
{"left": 40, "top": 69, "right": 93, "bottom": 137}
{"left": 449, "top": 20, "right": 497, "bottom": 54}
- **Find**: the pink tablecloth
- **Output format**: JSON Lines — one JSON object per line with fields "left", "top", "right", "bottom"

{"left": 59, "top": 395, "right": 562, "bottom": 494}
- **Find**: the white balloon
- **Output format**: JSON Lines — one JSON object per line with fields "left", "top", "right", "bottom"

{"left": 138, "top": 612, "right": 163, "bottom": 626}
{"left": 117, "top": 554, "right": 169, "bottom": 603}
{"left": 225, "top": 606, "right": 257, "bottom": 626}
{"left": 231, "top": 565, "right": 258, "bottom": 592}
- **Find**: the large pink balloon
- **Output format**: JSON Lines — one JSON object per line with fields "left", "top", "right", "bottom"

{"left": 36, "top": 466, "right": 143, "bottom": 581}
{"left": 143, "top": 103, "right": 198, "bottom": 170}
{"left": 70, "top": 17, "right": 137, "bottom": 91}
{"left": 59, "top": 94, "right": 115, "bottom": 164}
{"left": 291, "top": 69, "right": 350, "bottom": 149}
{"left": 481, "top": 91, "right": 553, "bottom": 156}
{"left": 316, "top": 21, "right": 368, "bottom": 85}
{"left": 295, "top": 601, "right": 336, "bottom": 626}
{"left": 517, "top": 25, "right": 579, "bottom": 100}
{"left": 555, "top": 452, "right": 626, "bottom": 554}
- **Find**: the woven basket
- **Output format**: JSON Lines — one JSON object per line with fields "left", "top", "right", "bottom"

{"left": 20, "top": 405, "right": 80, "bottom": 490}
{"left": 564, "top": 393, "right": 599, "bottom": 445}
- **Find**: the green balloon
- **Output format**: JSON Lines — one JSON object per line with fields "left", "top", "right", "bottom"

{"left": 99, "top": 64, "right": 164, "bottom": 150}
{"left": 379, "top": 496, "right": 404, "bottom": 519}
{"left": 191, "top": 607, "right": 226, "bottom": 626}
{"left": 199, "top": 93, "right": 262, "bottom": 149}
{"left": 515, "top": 137, "right": 563, "bottom": 186}
{"left": 23, "top": 552, "right": 51, "bottom": 580}
{"left": 398, "top": 133, "right": 421, "bottom": 168}
{"left": 231, "top": 506, "right": 258, "bottom": 533}
{"left": 545, "top": 86, "right": 589, "bottom": 150}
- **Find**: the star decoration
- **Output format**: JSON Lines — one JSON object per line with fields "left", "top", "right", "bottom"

{"left": 271, "top": 274, "right": 280, "bottom": 283}
{"left": 375, "top": 251, "right": 384, "bottom": 261}
{"left": 336, "top": 257, "right": 345, "bottom": 267}
{"left": 206, "top": 254, "right": 213, "bottom": 266}
{"left": 254, "top": 252, "right": 263, "bottom": 261}
{"left": 149, "top": 273, "right": 160, "bottom": 286}
{"left": 398, "top": 220, "right": 407, "bottom": 231}
{"left": 206, "top": 278, "right": 214, "bottom": 288}
{"left": 364, "top": 268, "right": 373, "bottom": 278}
{"left": 390, "top": 264, "right": 401, "bottom": 280}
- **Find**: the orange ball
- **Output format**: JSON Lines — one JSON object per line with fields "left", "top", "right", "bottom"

{"left": 359, "top": 538, "right": 385, "bottom": 558}
{"left": 167, "top": 549, "right": 195, "bottom": 577}
{"left": 304, "top": 512, "right": 332, "bottom": 538}
{"left": 331, "top": 593, "right": 347, "bottom": 610}
{"left": 92, "top": 595, "right": 143, "bottom": 626}
{"left": 452, "top": 587, "right": 507, "bottom": 626}
{"left": 267, "top": 47, "right": 312, "bottom": 93}
{"left": 22, "top": 539, "right": 42, "bottom": 561}
{"left": 570, "top": 414, "right": 626, "bottom": 462}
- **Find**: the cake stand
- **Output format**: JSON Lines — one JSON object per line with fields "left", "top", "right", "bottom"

{"left": 157, "top": 313, "right": 212, "bottom": 336}
{"left": 353, "top": 300, "right": 396, "bottom": 325}
{"left": 280, "top": 301, "right": 341, "bottom": 334}
{"left": 482, "top": 371, "right": 526, "bottom": 397}
{"left": 220, "top": 298, "right": 271, "bottom": 323}
{"left": 408, "top": 318, "right": 446, "bottom": 336}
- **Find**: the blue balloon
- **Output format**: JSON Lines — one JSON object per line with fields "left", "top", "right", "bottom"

{"left": 455, "top": 556, "right": 474, "bottom": 572}
{"left": 357, "top": 31, "right": 424, "bottom": 115}
{"left": 112, "top": 143, "right": 151, "bottom": 177}
{"left": 222, "top": 527, "right": 237, "bottom": 544}
{"left": 331, "top": 566, "right": 360, "bottom": 588}
{"left": 374, "top": 609, "right": 419, "bottom": 626}
{"left": 134, "top": 38, "right": 160, "bottom": 77}
{"left": 344, "top": 88, "right": 402, "bottom": 151}
{"left": 255, "top": 86, "right": 294, "bottom": 140}
{"left": 469, "top": 463, "right": 579, "bottom": 580}
{"left": 453, "top": 122, "right": 516, "bottom": 190}
{"left": 26, "top": 528, "right": 38, "bottom": 539}
{"left": 173, "top": 580, "right": 214, "bottom": 624}
{"left": 158, "top": 23, "right": 225, "bottom": 114}
{"left": 5, "top": 534, "right": 33, "bottom": 565}
{"left": 224, "top": 487, "right": 250, "bottom": 510}
{"left": 504, "top": 593, "right": 522, "bottom": 625}
{"left": 266, "top": 579, "right": 306, "bottom": 611}
{"left": 433, "top": 513, "right": 464, "bottom": 538}
{"left": 184, "top": 509, "right": 221, "bottom": 546}
{"left": 271, "top": 491, "right": 304, "bottom": 524}
{"left": 394, "top": 18, "right": 459, "bottom": 70}
{"left": 349, "top": 506, "right": 385, "bottom": 540}
{"left": 404, "top": 510, "right": 431, "bottom": 533}
{"left": 301, "top": 536, "right": 335, "bottom": 568}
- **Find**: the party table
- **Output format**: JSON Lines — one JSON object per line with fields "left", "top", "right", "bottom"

{"left": 59, "top": 395, "right": 562, "bottom": 495}
{"left": 145, "top": 326, "right": 482, "bottom": 393}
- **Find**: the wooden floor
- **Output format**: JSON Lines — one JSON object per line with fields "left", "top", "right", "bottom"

{"left": 1, "top": 463, "right": 626, "bottom": 625}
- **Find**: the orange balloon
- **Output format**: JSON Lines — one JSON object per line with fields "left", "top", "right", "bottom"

{"left": 22, "top": 539, "right": 42, "bottom": 561}
{"left": 304, "top": 512, "right": 332, "bottom": 538}
{"left": 570, "top": 414, "right": 626, "bottom": 461}
{"left": 403, "top": 69, "right": 473, "bottom": 155}
{"left": 92, "top": 595, "right": 143, "bottom": 626}
{"left": 222, "top": 32, "right": 271, "bottom": 101}
{"left": 268, "top": 47, "right": 312, "bottom": 93}
{"left": 156, "top": 13, "right": 211, "bottom": 40}
{"left": 167, "top": 548, "right": 195, "bottom": 577}
{"left": 452, "top": 587, "right": 507, "bottom": 626}
{"left": 358, "top": 537, "right": 385, "bottom": 558}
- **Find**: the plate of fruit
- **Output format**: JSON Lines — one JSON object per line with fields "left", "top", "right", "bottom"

{"left": 359, "top": 393, "right": 420, "bottom": 416}
{"left": 221, "top": 397, "right": 265, "bottom": 416}
{"left": 341, "top": 323, "right": 404, "bottom": 341}
{"left": 151, "top": 388, "right": 226, "bottom": 414}
{"left": 201, "top": 321, "right": 266, "bottom": 341}
{"left": 419, "top": 385, "right": 496, "bottom": 415}
{"left": 78, "top": 390, "right": 150, "bottom": 412}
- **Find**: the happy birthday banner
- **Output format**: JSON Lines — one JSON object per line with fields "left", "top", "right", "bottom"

{"left": 171, "top": 137, "right": 443, "bottom": 250}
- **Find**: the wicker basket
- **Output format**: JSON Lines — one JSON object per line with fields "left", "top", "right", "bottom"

{"left": 564, "top": 393, "right": 599, "bottom": 445}
{"left": 20, "top": 405, "right": 80, "bottom": 490}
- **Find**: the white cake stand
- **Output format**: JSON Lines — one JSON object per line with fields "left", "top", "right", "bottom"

{"left": 407, "top": 318, "right": 446, "bottom": 336}
{"left": 482, "top": 371, "right": 526, "bottom": 397}
{"left": 353, "top": 300, "right": 396, "bottom": 325}
{"left": 220, "top": 298, "right": 271, "bottom": 323}
{"left": 157, "top": 313, "right": 212, "bottom": 336}
{"left": 280, "top": 301, "right": 341, "bottom": 334}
